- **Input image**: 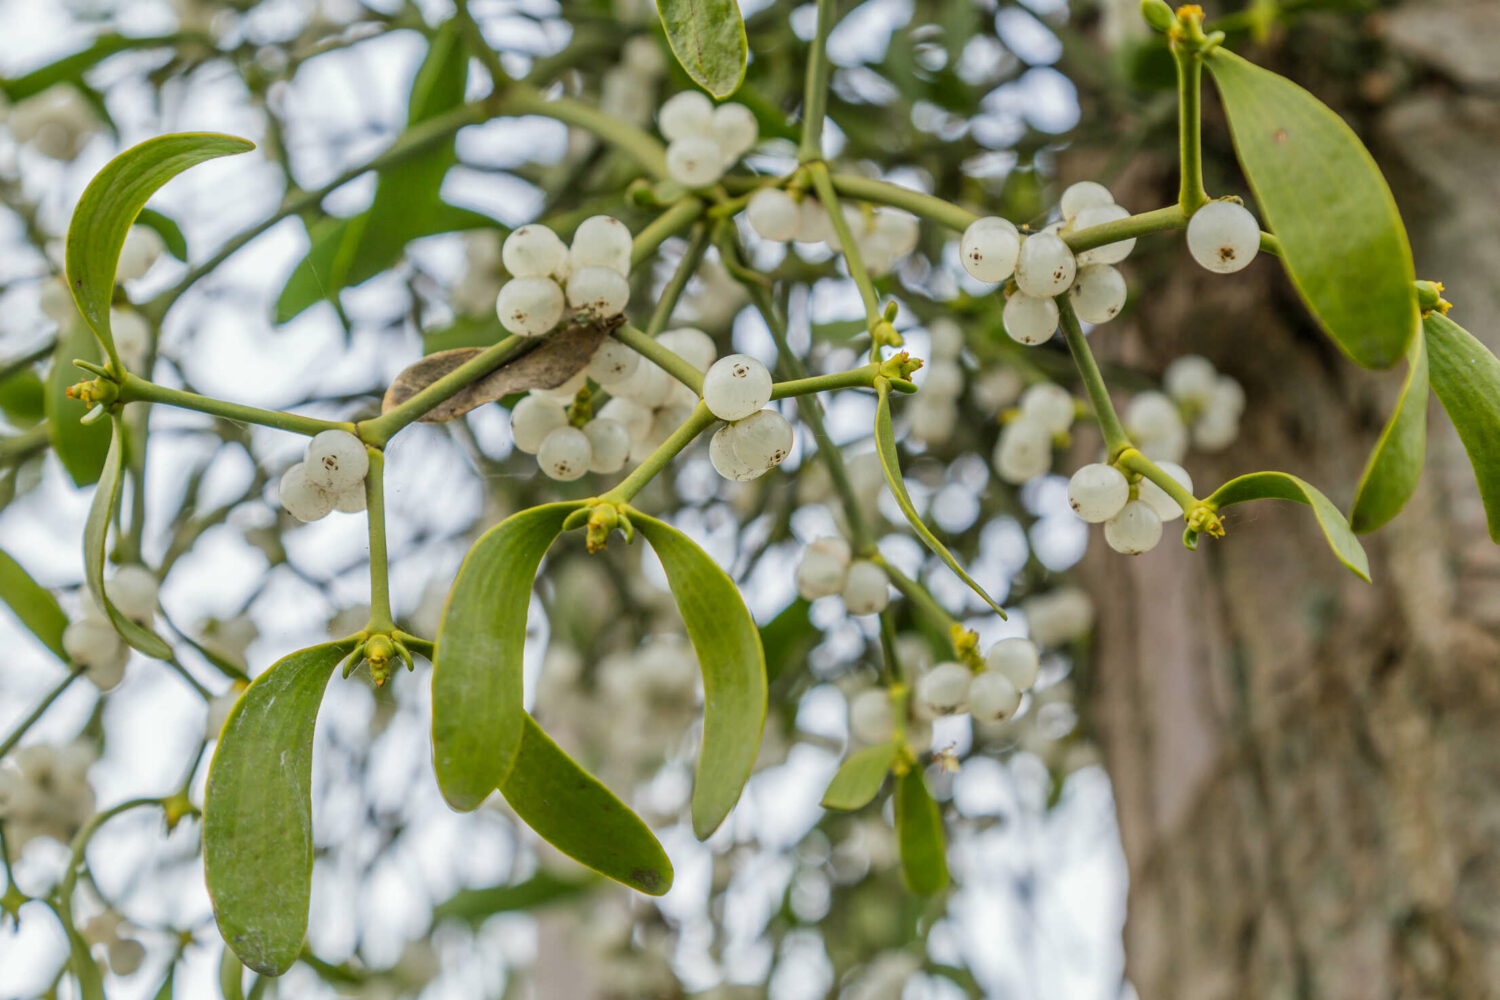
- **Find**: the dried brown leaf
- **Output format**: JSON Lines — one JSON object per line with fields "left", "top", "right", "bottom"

{"left": 381, "top": 320, "right": 615, "bottom": 422}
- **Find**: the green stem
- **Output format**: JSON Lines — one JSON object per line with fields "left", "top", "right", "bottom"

{"left": 770, "top": 364, "right": 880, "bottom": 400}
{"left": 829, "top": 174, "right": 978, "bottom": 232}
{"left": 507, "top": 85, "right": 669, "bottom": 179}
{"left": 632, "top": 198, "right": 705, "bottom": 270}
{"left": 57, "top": 797, "right": 163, "bottom": 916}
{"left": 645, "top": 223, "right": 712, "bottom": 337}
{"left": 1055, "top": 295, "right": 1131, "bottom": 457}
{"left": 1065, "top": 204, "right": 1186, "bottom": 254}
{"left": 117, "top": 374, "right": 352, "bottom": 437}
{"left": 1172, "top": 43, "right": 1211, "bottom": 213}
{"left": 808, "top": 163, "right": 881, "bottom": 323}
{"left": 1118, "top": 447, "right": 1201, "bottom": 512}
{"left": 363, "top": 448, "right": 395, "bottom": 632}
{"left": 0, "top": 670, "right": 83, "bottom": 760}
{"left": 0, "top": 424, "right": 50, "bottom": 462}
{"left": 600, "top": 403, "right": 715, "bottom": 504}
{"left": 613, "top": 325, "right": 704, "bottom": 394}
{"left": 358, "top": 334, "right": 527, "bottom": 446}
{"left": 453, "top": 0, "right": 511, "bottom": 88}
{"left": 874, "top": 555, "right": 958, "bottom": 633}
{"left": 798, "top": 0, "right": 838, "bottom": 162}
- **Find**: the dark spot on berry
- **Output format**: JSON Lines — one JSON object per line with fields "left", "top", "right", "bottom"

{"left": 1219, "top": 247, "right": 1236, "bottom": 262}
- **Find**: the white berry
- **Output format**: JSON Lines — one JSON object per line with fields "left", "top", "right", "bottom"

{"left": 1124, "top": 391, "right": 1184, "bottom": 443}
{"left": 585, "top": 339, "right": 641, "bottom": 386}
{"left": 796, "top": 539, "right": 851, "bottom": 600}
{"left": 848, "top": 688, "right": 895, "bottom": 744}
{"left": 511, "top": 395, "right": 570, "bottom": 454}
{"left": 598, "top": 396, "right": 653, "bottom": 440}
{"left": 1067, "top": 463, "right": 1129, "bottom": 523}
{"left": 1019, "top": 382, "right": 1075, "bottom": 436}
{"left": 1163, "top": 354, "right": 1218, "bottom": 407}
{"left": 1072, "top": 203, "right": 1136, "bottom": 265}
{"left": 304, "top": 430, "right": 368, "bottom": 492}
{"left": 959, "top": 216, "right": 1021, "bottom": 283}
{"left": 794, "top": 199, "right": 834, "bottom": 244}
{"left": 110, "top": 309, "right": 151, "bottom": 371}
{"left": 1003, "top": 291, "right": 1059, "bottom": 345}
{"left": 710, "top": 102, "right": 758, "bottom": 160}
{"left": 502, "top": 225, "right": 568, "bottom": 279}
{"left": 116, "top": 227, "right": 163, "bottom": 282}
{"left": 731, "top": 408, "right": 793, "bottom": 471}
{"left": 916, "top": 662, "right": 971, "bottom": 717}
{"left": 333, "top": 485, "right": 367, "bottom": 514}
{"left": 1187, "top": 201, "right": 1260, "bottom": 274}
{"left": 1192, "top": 412, "right": 1239, "bottom": 452}
{"left": 709, "top": 423, "right": 761, "bottom": 481}
{"left": 1060, "top": 180, "right": 1114, "bottom": 222}
{"left": 583, "top": 418, "right": 631, "bottom": 474}
{"left": 538, "top": 425, "right": 592, "bottom": 481}
{"left": 279, "top": 462, "right": 335, "bottom": 522}
{"left": 1068, "top": 263, "right": 1127, "bottom": 324}
{"left": 841, "top": 560, "right": 889, "bottom": 615}
{"left": 967, "top": 671, "right": 1021, "bottom": 723}
{"left": 496, "top": 276, "right": 565, "bottom": 336}
{"left": 984, "top": 637, "right": 1040, "bottom": 691}
{"left": 106, "top": 566, "right": 157, "bottom": 622}
{"left": 994, "top": 418, "right": 1053, "bottom": 484}
{"left": 565, "top": 266, "right": 630, "bottom": 319}
{"left": 656, "top": 327, "right": 717, "bottom": 372}
{"left": 659, "top": 91, "right": 714, "bottom": 140}
{"left": 703, "top": 354, "right": 772, "bottom": 421}
{"left": 63, "top": 619, "right": 128, "bottom": 690}
{"left": 569, "top": 215, "right": 633, "bottom": 276}
{"left": 1136, "top": 461, "right": 1193, "bottom": 522}
{"left": 871, "top": 209, "right": 920, "bottom": 258}
{"left": 747, "top": 188, "right": 799, "bottom": 242}
{"left": 1104, "top": 499, "right": 1163, "bottom": 555}
{"left": 667, "top": 136, "right": 726, "bottom": 188}
{"left": 1014, "top": 232, "right": 1077, "bottom": 298}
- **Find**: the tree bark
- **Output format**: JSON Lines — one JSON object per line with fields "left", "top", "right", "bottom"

{"left": 1081, "top": 4, "right": 1500, "bottom": 997}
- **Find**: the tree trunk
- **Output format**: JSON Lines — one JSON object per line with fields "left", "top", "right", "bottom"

{"left": 1082, "top": 4, "right": 1500, "bottom": 997}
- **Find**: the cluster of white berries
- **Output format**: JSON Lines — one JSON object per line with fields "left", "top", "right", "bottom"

{"left": 961, "top": 181, "right": 1135, "bottom": 346}
{"left": 1163, "top": 354, "right": 1245, "bottom": 452}
{"left": 913, "top": 638, "right": 1041, "bottom": 723}
{"left": 279, "top": 429, "right": 369, "bottom": 522}
{"left": 703, "top": 354, "right": 794, "bottom": 481}
{"left": 993, "top": 382, "right": 1075, "bottom": 484}
{"left": 1067, "top": 458, "right": 1193, "bottom": 556}
{"left": 794, "top": 537, "right": 890, "bottom": 616}
{"left": 659, "top": 91, "right": 758, "bottom": 189}
{"left": 511, "top": 392, "right": 632, "bottom": 481}
{"left": 1185, "top": 200, "right": 1261, "bottom": 274}
{"left": 61, "top": 567, "right": 158, "bottom": 690}
{"left": 745, "top": 189, "right": 921, "bottom": 275}
{"left": 0, "top": 742, "right": 96, "bottom": 852}
{"left": 597, "top": 327, "right": 713, "bottom": 462}
{"left": 81, "top": 910, "right": 149, "bottom": 977}
{"left": 6, "top": 85, "right": 97, "bottom": 161}
{"left": 495, "top": 217, "right": 632, "bottom": 337}
{"left": 908, "top": 319, "right": 967, "bottom": 444}
{"left": 1023, "top": 586, "right": 1095, "bottom": 648}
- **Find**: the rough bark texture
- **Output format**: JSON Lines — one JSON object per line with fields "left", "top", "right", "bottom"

{"left": 1081, "top": 3, "right": 1500, "bottom": 997}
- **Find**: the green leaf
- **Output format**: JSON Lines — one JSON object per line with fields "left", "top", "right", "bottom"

{"left": 151, "top": 965, "right": 177, "bottom": 1000}
{"left": 1205, "top": 49, "right": 1417, "bottom": 369}
{"left": 0, "top": 548, "right": 69, "bottom": 662}
{"left": 1203, "top": 471, "right": 1371, "bottom": 581}
{"left": 1350, "top": 331, "right": 1428, "bottom": 533}
{"left": 2, "top": 35, "right": 163, "bottom": 101}
{"left": 44, "top": 324, "right": 111, "bottom": 487}
{"left": 65, "top": 132, "right": 254, "bottom": 363}
{"left": 759, "top": 597, "right": 816, "bottom": 685}
{"left": 656, "top": 0, "right": 749, "bottom": 98}
{"left": 632, "top": 510, "right": 767, "bottom": 839}
{"left": 204, "top": 639, "right": 356, "bottom": 976}
{"left": 432, "top": 872, "right": 594, "bottom": 926}
{"left": 1424, "top": 312, "right": 1500, "bottom": 542}
{"left": 874, "top": 381, "right": 1005, "bottom": 617}
{"left": 821, "top": 742, "right": 899, "bottom": 811}
{"left": 58, "top": 907, "right": 106, "bottom": 1000}
{"left": 83, "top": 418, "right": 173, "bottom": 658}
{"left": 0, "top": 368, "right": 45, "bottom": 427}
{"left": 135, "top": 207, "right": 189, "bottom": 261}
{"left": 220, "top": 946, "right": 246, "bottom": 1000}
{"left": 500, "top": 715, "right": 673, "bottom": 895}
{"left": 894, "top": 768, "right": 948, "bottom": 895}
{"left": 433, "top": 502, "right": 581, "bottom": 811}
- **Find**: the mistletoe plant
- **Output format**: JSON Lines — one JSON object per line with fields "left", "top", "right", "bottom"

{"left": 4, "top": 0, "right": 1500, "bottom": 988}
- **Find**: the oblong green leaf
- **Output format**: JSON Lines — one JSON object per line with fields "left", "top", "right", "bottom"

{"left": 66, "top": 132, "right": 254, "bottom": 362}
{"left": 1205, "top": 49, "right": 1417, "bottom": 369}
{"left": 631, "top": 510, "right": 767, "bottom": 839}
{"left": 656, "top": 0, "right": 748, "bottom": 98}
{"left": 44, "top": 323, "right": 111, "bottom": 487}
{"left": 0, "top": 548, "right": 68, "bottom": 662}
{"left": 1424, "top": 312, "right": 1500, "bottom": 542}
{"left": 1350, "top": 331, "right": 1428, "bottom": 533}
{"left": 1203, "top": 471, "right": 1371, "bottom": 581}
{"left": 59, "top": 908, "right": 106, "bottom": 1000}
{"left": 822, "top": 742, "right": 899, "bottom": 811}
{"left": 875, "top": 381, "right": 1005, "bottom": 617}
{"left": 894, "top": 768, "right": 948, "bottom": 895}
{"left": 134, "top": 207, "right": 189, "bottom": 261}
{"left": 432, "top": 502, "right": 581, "bottom": 811}
{"left": 501, "top": 715, "right": 673, "bottom": 895}
{"left": 83, "top": 417, "right": 173, "bottom": 658}
{"left": 203, "top": 639, "right": 356, "bottom": 976}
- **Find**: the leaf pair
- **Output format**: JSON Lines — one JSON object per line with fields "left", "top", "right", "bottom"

{"left": 822, "top": 745, "right": 948, "bottom": 894}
